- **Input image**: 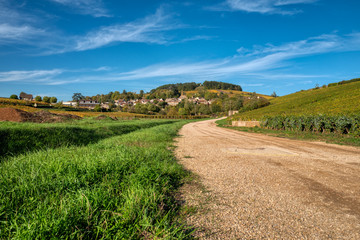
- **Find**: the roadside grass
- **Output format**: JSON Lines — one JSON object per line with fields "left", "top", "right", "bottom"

{"left": 0, "top": 119, "right": 175, "bottom": 159}
{"left": 216, "top": 119, "right": 360, "bottom": 147}
{"left": 0, "top": 120, "right": 193, "bottom": 239}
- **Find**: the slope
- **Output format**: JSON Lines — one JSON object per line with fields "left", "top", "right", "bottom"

{"left": 232, "top": 80, "right": 360, "bottom": 120}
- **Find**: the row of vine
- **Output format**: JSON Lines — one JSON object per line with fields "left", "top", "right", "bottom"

{"left": 261, "top": 114, "right": 360, "bottom": 135}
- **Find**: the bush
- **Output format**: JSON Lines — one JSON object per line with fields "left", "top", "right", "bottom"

{"left": 10, "top": 94, "right": 18, "bottom": 99}
{"left": 50, "top": 97, "right": 57, "bottom": 103}
{"left": 35, "top": 96, "right": 42, "bottom": 101}
{"left": 43, "top": 96, "right": 50, "bottom": 103}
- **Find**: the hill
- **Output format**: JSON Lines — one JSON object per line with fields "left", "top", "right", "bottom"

{"left": 232, "top": 79, "right": 360, "bottom": 120}
{"left": 150, "top": 81, "right": 242, "bottom": 96}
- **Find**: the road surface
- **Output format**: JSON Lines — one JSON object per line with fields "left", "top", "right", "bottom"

{"left": 176, "top": 119, "right": 360, "bottom": 239}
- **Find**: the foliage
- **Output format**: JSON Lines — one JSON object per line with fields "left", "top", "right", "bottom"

{"left": 43, "top": 96, "right": 50, "bottom": 103}
{"left": 203, "top": 81, "right": 242, "bottom": 91}
{"left": 35, "top": 96, "right": 42, "bottom": 101}
{"left": 72, "top": 93, "right": 85, "bottom": 102}
{"left": 93, "top": 104, "right": 102, "bottom": 112}
{"left": 10, "top": 94, "right": 18, "bottom": 99}
{"left": 0, "top": 120, "right": 191, "bottom": 238}
{"left": 50, "top": 97, "right": 57, "bottom": 103}
{"left": 261, "top": 114, "right": 360, "bottom": 136}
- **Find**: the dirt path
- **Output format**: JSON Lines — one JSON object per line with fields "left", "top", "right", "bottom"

{"left": 176, "top": 119, "right": 360, "bottom": 239}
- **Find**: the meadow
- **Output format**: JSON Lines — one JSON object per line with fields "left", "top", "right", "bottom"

{"left": 0, "top": 119, "right": 192, "bottom": 239}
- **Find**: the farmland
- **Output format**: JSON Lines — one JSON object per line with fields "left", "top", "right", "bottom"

{"left": 232, "top": 80, "right": 360, "bottom": 120}
{"left": 0, "top": 119, "right": 192, "bottom": 239}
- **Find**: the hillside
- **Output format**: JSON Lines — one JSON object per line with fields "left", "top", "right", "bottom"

{"left": 232, "top": 80, "right": 360, "bottom": 120}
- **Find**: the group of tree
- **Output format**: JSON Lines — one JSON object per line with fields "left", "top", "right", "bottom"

{"left": 10, "top": 94, "right": 57, "bottom": 103}
{"left": 149, "top": 81, "right": 242, "bottom": 99}
{"left": 35, "top": 96, "right": 57, "bottom": 103}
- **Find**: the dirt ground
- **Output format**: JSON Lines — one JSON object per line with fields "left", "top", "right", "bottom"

{"left": 0, "top": 108, "right": 81, "bottom": 123}
{"left": 176, "top": 119, "right": 360, "bottom": 239}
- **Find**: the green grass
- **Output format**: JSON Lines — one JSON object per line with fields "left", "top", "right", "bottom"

{"left": 0, "top": 120, "right": 193, "bottom": 239}
{"left": 216, "top": 119, "right": 360, "bottom": 147}
{"left": 232, "top": 80, "right": 360, "bottom": 120}
{"left": 0, "top": 119, "right": 175, "bottom": 158}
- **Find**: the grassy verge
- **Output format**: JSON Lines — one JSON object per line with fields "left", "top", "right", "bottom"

{"left": 0, "top": 120, "right": 192, "bottom": 239}
{"left": 216, "top": 119, "right": 360, "bottom": 147}
{"left": 0, "top": 119, "right": 175, "bottom": 158}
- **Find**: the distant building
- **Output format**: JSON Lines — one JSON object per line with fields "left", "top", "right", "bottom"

{"left": 19, "top": 92, "right": 33, "bottom": 101}
{"left": 228, "top": 110, "right": 239, "bottom": 116}
{"left": 79, "top": 100, "right": 99, "bottom": 109}
{"left": 165, "top": 98, "right": 180, "bottom": 106}
{"left": 63, "top": 101, "right": 77, "bottom": 107}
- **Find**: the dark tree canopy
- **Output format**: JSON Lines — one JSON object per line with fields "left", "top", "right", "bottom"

{"left": 72, "top": 93, "right": 85, "bottom": 102}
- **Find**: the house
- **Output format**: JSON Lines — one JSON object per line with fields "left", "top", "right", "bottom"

{"left": 63, "top": 101, "right": 77, "bottom": 107}
{"left": 19, "top": 92, "right": 33, "bottom": 101}
{"left": 165, "top": 98, "right": 180, "bottom": 106}
{"left": 79, "top": 100, "right": 99, "bottom": 109}
{"left": 228, "top": 110, "right": 239, "bottom": 116}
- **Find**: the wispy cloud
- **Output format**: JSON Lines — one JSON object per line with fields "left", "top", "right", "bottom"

{"left": 112, "top": 33, "right": 360, "bottom": 80}
{"left": 48, "top": 0, "right": 110, "bottom": 17}
{"left": 72, "top": 7, "right": 175, "bottom": 51}
{"left": 0, "top": 23, "right": 46, "bottom": 44}
{"left": 212, "top": 0, "right": 317, "bottom": 15}
{"left": 0, "top": 69, "right": 64, "bottom": 82}
{"left": 2, "top": 33, "right": 359, "bottom": 85}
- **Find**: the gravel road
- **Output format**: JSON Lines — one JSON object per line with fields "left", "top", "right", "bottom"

{"left": 176, "top": 119, "right": 360, "bottom": 239}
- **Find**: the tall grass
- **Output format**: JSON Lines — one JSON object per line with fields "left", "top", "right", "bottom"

{"left": 0, "top": 119, "right": 175, "bottom": 158}
{"left": 0, "top": 120, "right": 191, "bottom": 239}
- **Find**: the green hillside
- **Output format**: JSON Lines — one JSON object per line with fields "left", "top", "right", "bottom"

{"left": 232, "top": 80, "right": 360, "bottom": 120}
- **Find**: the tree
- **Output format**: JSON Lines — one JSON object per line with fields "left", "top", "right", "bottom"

{"left": 139, "top": 90, "right": 144, "bottom": 98}
{"left": 50, "top": 97, "right": 57, "bottom": 103}
{"left": 43, "top": 96, "right": 50, "bottom": 103}
{"left": 10, "top": 94, "right": 18, "bottom": 99}
{"left": 35, "top": 96, "right": 42, "bottom": 101}
{"left": 94, "top": 104, "right": 101, "bottom": 112}
{"left": 270, "top": 91, "right": 278, "bottom": 97}
{"left": 72, "top": 93, "right": 85, "bottom": 102}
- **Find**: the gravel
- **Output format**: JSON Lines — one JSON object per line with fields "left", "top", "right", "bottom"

{"left": 176, "top": 119, "right": 360, "bottom": 239}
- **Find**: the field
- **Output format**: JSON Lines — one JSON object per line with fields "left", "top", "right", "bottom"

{"left": 0, "top": 119, "right": 192, "bottom": 239}
{"left": 232, "top": 81, "right": 360, "bottom": 120}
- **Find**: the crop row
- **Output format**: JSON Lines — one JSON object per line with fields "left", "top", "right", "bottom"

{"left": 261, "top": 114, "right": 360, "bottom": 135}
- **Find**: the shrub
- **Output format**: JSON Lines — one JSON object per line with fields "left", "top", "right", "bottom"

{"left": 50, "top": 97, "right": 57, "bottom": 103}
{"left": 10, "top": 94, "right": 18, "bottom": 99}
{"left": 35, "top": 96, "right": 42, "bottom": 101}
{"left": 43, "top": 96, "right": 50, "bottom": 103}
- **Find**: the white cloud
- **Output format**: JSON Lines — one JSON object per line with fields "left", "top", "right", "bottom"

{"left": 217, "top": 0, "right": 317, "bottom": 14}
{"left": 72, "top": 7, "right": 176, "bottom": 51}
{"left": 0, "top": 23, "right": 46, "bottom": 44}
{"left": 0, "top": 69, "right": 63, "bottom": 82}
{"left": 111, "top": 33, "right": 360, "bottom": 81}
{"left": 48, "top": 0, "right": 110, "bottom": 17}
{"left": 2, "top": 33, "right": 359, "bottom": 85}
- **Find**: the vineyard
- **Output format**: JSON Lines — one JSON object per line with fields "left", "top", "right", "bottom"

{"left": 261, "top": 114, "right": 360, "bottom": 136}
{"left": 232, "top": 80, "right": 360, "bottom": 121}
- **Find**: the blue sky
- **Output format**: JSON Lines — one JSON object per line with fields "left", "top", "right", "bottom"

{"left": 1, "top": 0, "right": 360, "bottom": 100}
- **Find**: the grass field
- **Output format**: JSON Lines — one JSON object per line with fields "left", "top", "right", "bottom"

{"left": 0, "top": 119, "right": 193, "bottom": 239}
{"left": 232, "top": 81, "right": 360, "bottom": 120}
